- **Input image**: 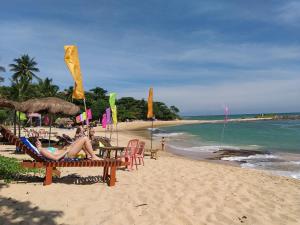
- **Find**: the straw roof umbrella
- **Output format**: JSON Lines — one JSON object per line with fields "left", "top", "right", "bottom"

{"left": 18, "top": 97, "right": 80, "bottom": 145}
{"left": 18, "top": 97, "right": 80, "bottom": 115}
{"left": 0, "top": 98, "right": 21, "bottom": 111}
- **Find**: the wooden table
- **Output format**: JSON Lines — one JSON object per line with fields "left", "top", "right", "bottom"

{"left": 99, "top": 146, "right": 125, "bottom": 159}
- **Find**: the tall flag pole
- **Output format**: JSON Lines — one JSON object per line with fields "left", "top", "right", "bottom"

{"left": 109, "top": 93, "right": 118, "bottom": 145}
{"left": 64, "top": 45, "right": 88, "bottom": 127}
{"left": 147, "top": 87, "right": 154, "bottom": 149}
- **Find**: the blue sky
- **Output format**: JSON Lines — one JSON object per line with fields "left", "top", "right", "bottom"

{"left": 0, "top": 0, "right": 300, "bottom": 115}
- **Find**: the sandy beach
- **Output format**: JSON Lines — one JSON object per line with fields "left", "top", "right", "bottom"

{"left": 1, "top": 120, "right": 300, "bottom": 225}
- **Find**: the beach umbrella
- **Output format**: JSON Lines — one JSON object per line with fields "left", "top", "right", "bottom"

{"left": 18, "top": 97, "right": 80, "bottom": 145}
{"left": 0, "top": 98, "right": 21, "bottom": 110}
{"left": 18, "top": 97, "right": 80, "bottom": 115}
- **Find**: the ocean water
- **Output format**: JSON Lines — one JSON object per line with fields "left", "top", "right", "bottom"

{"left": 152, "top": 115, "right": 300, "bottom": 179}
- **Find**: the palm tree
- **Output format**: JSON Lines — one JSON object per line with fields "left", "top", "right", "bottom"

{"left": 38, "top": 77, "right": 59, "bottom": 97}
{"left": 9, "top": 54, "right": 41, "bottom": 100}
{"left": 0, "top": 66, "right": 5, "bottom": 83}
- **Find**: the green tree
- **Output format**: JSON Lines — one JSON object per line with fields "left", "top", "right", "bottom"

{"left": 38, "top": 77, "right": 59, "bottom": 97}
{"left": 9, "top": 55, "right": 41, "bottom": 100}
{"left": 170, "top": 105, "right": 179, "bottom": 114}
{"left": 0, "top": 66, "right": 5, "bottom": 83}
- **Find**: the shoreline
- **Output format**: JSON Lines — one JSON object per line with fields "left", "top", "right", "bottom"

{"left": 115, "top": 119, "right": 300, "bottom": 180}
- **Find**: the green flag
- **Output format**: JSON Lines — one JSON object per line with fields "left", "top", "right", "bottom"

{"left": 16, "top": 111, "right": 27, "bottom": 121}
{"left": 111, "top": 105, "right": 118, "bottom": 125}
{"left": 109, "top": 92, "right": 116, "bottom": 108}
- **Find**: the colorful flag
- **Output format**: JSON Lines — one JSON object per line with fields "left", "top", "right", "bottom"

{"left": 109, "top": 93, "right": 116, "bottom": 108}
{"left": 106, "top": 108, "right": 111, "bottom": 124}
{"left": 81, "top": 112, "right": 87, "bottom": 121}
{"left": 147, "top": 87, "right": 153, "bottom": 118}
{"left": 102, "top": 113, "right": 107, "bottom": 128}
{"left": 86, "top": 108, "right": 92, "bottom": 120}
{"left": 64, "top": 45, "right": 85, "bottom": 99}
{"left": 111, "top": 105, "right": 118, "bottom": 125}
{"left": 16, "top": 111, "right": 27, "bottom": 121}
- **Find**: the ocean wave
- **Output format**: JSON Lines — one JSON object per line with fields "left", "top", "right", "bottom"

{"left": 241, "top": 160, "right": 300, "bottom": 179}
{"left": 147, "top": 128, "right": 160, "bottom": 131}
{"left": 168, "top": 144, "right": 241, "bottom": 153}
{"left": 222, "top": 154, "right": 278, "bottom": 162}
{"left": 153, "top": 132, "right": 184, "bottom": 137}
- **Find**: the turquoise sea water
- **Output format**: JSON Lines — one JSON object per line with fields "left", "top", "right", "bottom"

{"left": 163, "top": 120, "right": 300, "bottom": 153}
{"left": 153, "top": 114, "right": 300, "bottom": 179}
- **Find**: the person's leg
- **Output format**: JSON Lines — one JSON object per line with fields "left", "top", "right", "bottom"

{"left": 67, "top": 137, "right": 100, "bottom": 160}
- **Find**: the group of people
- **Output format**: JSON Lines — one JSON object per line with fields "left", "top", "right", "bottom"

{"left": 33, "top": 125, "right": 101, "bottom": 161}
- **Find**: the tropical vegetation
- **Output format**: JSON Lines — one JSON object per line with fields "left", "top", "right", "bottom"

{"left": 0, "top": 155, "right": 44, "bottom": 182}
{"left": 0, "top": 54, "right": 180, "bottom": 124}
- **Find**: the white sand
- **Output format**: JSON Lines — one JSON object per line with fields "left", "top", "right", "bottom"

{"left": 1, "top": 120, "right": 300, "bottom": 225}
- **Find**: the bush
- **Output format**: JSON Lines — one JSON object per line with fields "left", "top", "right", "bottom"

{"left": 0, "top": 155, "right": 44, "bottom": 182}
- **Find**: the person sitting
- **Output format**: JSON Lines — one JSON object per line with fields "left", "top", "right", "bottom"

{"left": 33, "top": 136, "right": 101, "bottom": 161}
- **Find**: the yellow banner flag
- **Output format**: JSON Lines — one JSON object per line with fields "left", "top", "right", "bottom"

{"left": 111, "top": 105, "right": 118, "bottom": 125}
{"left": 147, "top": 87, "right": 153, "bottom": 118}
{"left": 64, "top": 45, "right": 85, "bottom": 99}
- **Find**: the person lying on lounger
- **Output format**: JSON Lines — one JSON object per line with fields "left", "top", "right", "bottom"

{"left": 33, "top": 136, "right": 101, "bottom": 161}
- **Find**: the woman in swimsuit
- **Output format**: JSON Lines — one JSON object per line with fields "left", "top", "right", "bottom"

{"left": 34, "top": 136, "right": 101, "bottom": 161}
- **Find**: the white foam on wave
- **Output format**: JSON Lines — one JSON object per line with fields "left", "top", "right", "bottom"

{"left": 222, "top": 154, "right": 278, "bottom": 162}
{"left": 147, "top": 128, "right": 159, "bottom": 131}
{"left": 241, "top": 160, "right": 300, "bottom": 179}
{"left": 153, "top": 132, "right": 184, "bottom": 137}
{"left": 168, "top": 144, "right": 241, "bottom": 153}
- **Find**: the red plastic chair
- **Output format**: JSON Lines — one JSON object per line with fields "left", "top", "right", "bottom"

{"left": 119, "top": 139, "right": 139, "bottom": 170}
{"left": 135, "top": 141, "right": 146, "bottom": 168}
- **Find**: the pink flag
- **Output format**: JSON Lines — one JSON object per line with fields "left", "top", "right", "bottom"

{"left": 87, "top": 108, "right": 92, "bottom": 120}
{"left": 224, "top": 106, "right": 229, "bottom": 122}
{"left": 106, "top": 108, "right": 111, "bottom": 124}
{"left": 102, "top": 113, "right": 107, "bottom": 128}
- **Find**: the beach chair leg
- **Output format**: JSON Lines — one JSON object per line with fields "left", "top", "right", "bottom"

{"left": 44, "top": 166, "right": 53, "bottom": 185}
{"left": 103, "top": 166, "right": 109, "bottom": 182}
{"left": 134, "top": 157, "right": 138, "bottom": 170}
{"left": 109, "top": 166, "right": 116, "bottom": 186}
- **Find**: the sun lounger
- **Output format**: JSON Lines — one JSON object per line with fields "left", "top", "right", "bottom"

{"left": 0, "top": 125, "right": 127, "bottom": 186}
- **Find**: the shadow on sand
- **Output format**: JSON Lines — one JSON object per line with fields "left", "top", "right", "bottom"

{"left": 9, "top": 174, "right": 107, "bottom": 186}
{"left": 0, "top": 183, "right": 64, "bottom": 225}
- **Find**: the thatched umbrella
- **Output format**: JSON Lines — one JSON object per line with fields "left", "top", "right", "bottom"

{"left": 18, "top": 97, "right": 80, "bottom": 145}
{"left": 18, "top": 97, "right": 80, "bottom": 115}
{"left": 0, "top": 99, "right": 21, "bottom": 110}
